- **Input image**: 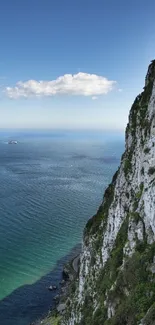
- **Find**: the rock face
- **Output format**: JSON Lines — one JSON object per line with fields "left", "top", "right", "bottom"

{"left": 61, "top": 61, "right": 155, "bottom": 325}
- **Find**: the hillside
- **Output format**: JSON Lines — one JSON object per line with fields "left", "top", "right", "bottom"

{"left": 60, "top": 60, "right": 155, "bottom": 325}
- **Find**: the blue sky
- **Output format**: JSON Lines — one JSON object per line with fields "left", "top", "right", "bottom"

{"left": 0, "top": 0, "right": 155, "bottom": 130}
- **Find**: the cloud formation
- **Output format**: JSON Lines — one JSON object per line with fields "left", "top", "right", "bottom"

{"left": 5, "top": 72, "right": 116, "bottom": 99}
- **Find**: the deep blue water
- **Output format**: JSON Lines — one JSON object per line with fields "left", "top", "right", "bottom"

{"left": 0, "top": 130, "right": 124, "bottom": 325}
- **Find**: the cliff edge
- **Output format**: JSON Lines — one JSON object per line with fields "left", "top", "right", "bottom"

{"left": 61, "top": 60, "right": 155, "bottom": 325}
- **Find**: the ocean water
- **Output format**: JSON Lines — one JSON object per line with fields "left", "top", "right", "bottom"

{"left": 0, "top": 130, "right": 124, "bottom": 325}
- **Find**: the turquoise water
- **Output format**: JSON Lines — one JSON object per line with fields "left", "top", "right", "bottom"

{"left": 0, "top": 130, "right": 124, "bottom": 325}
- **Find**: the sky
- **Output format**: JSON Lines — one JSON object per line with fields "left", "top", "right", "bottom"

{"left": 0, "top": 0, "right": 155, "bottom": 130}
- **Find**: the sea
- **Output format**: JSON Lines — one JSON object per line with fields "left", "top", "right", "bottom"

{"left": 0, "top": 130, "right": 124, "bottom": 325}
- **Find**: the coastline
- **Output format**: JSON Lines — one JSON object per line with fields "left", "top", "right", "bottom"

{"left": 31, "top": 250, "right": 81, "bottom": 325}
{"left": 0, "top": 244, "right": 81, "bottom": 325}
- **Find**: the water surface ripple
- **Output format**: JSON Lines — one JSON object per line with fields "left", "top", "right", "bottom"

{"left": 0, "top": 131, "right": 124, "bottom": 325}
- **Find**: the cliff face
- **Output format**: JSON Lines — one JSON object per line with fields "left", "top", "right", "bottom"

{"left": 62, "top": 61, "right": 155, "bottom": 325}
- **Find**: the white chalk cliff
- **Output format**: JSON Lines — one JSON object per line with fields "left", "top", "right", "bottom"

{"left": 62, "top": 60, "right": 155, "bottom": 325}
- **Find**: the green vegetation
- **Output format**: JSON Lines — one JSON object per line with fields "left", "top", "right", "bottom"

{"left": 127, "top": 96, "right": 140, "bottom": 138}
{"left": 141, "top": 166, "right": 144, "bottom": 175}
{"left": 91, "top": 306, "right": 107, "bottom": 325}
{"left": 79, "top": 218, "right": 155, "bottom": 325}
{"left": 41, "top": 315, "right": 61, "bottom": 325}
{"left": 143, "top": 302, "right": 155, "bottom": 325}
{"left": 132, "top": 183, "right": 144, "bottom": 211}
{"left": 123, "top": 144, "right": 135, "bottom": 179}
{"left": 126, "top": 191, "right": 129, "bottom": 199}
{"left": 80, "top": 217, "right": 129, "bottom": 325}
{"left": 148, "top": 167, "right": 155, "bottom": 175}
{"left": 144, "top": 147, "right": 150, "bottom": 154}
{"left": 124, "top": 157, "right": 132, "bottom": 177}
{"left": 126, "top": 60, "right": 155, "bottom": 145}
{"left": 136, "top": 182, "right": 144, "bottom": 200}
{"left": 103, "top": 183, "right": 115, "bottom": 220}
{"left": 102, "top": 242, "right": 155, "bottom": 325}
{"left": 85, "top": 182, "right": 115, "bottom": 236}
{"left": 85, "top": 204, "right": 104, "bottom": 236}
{"left": 130, "top": 211, "right": 141, "bottom": 224}
{"left": 64, "top": 61, "right": 155, "bottom": 325}
{"left": 85, "top": 170, "right": 120, "bottom": 238}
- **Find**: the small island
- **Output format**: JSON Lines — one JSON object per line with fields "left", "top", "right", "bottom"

{"left": 8, "top": 140, "right": 18, "bottom": 144}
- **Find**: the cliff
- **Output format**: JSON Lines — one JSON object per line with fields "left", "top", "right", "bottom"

{"left": 60, "top": 60, "right": 155, "bottom": 325}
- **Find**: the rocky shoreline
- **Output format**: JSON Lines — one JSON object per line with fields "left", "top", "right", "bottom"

{"left": 31, "top": 253, "right": 80, "bottom": 325}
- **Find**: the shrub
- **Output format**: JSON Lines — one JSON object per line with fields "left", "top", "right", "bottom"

{"left": 126, "top": 192, "right": 129, "bottom": 199}
{"left": 85, "top": 182, "right": 115, "bottom": 236}
{"left": 124, "top": 158, "right": 132, "bottom": 177}
{"left": 148, "top": 167, "right": 155, "bottom": 175}
{"left": 130, "top": 212, "right": 141, "bottom": 224}
{"left": 144, "top": 147, "right": 150, "bottom": 154}
{"left": 144, "top": 302, "right": 155, "bottom": 325}
{"left": 141, "top": 166, "right": 144, "bottom": 175}
{"left": 136, "top": 183, "right": 144, "bottom": 200}
{"left": 92, "top": 306, "right": 107, "bottom": 325}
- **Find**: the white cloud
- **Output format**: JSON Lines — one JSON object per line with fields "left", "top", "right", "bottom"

{"left": 118, "top": 88, "right": 123, "bottom": 92}
{"left": 5, "top": 72, "right": 116, "bottom": 99}
{"left": 92, "top": 96, "right": 98, "bottom": 100}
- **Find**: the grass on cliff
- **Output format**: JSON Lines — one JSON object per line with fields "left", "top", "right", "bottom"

{"left": 41, "top": 315, "right": 61, "bottom": 325}
{"left": 85, "top": 175, "right": 117, "bottom": 236}
{"left": 104, "top": 242, "right": 155, "bottom": 325}
{"left": 72, "top": 61, "right": 155, "bottom": 325}
{"left": 79, "top": 210, "right": 155, "bottom": 325}
{"left": 126, "top": 60, "right": 155, "bottom": 146}
{"left": 80, "top": 216, "right": 129, "bottom": 325}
